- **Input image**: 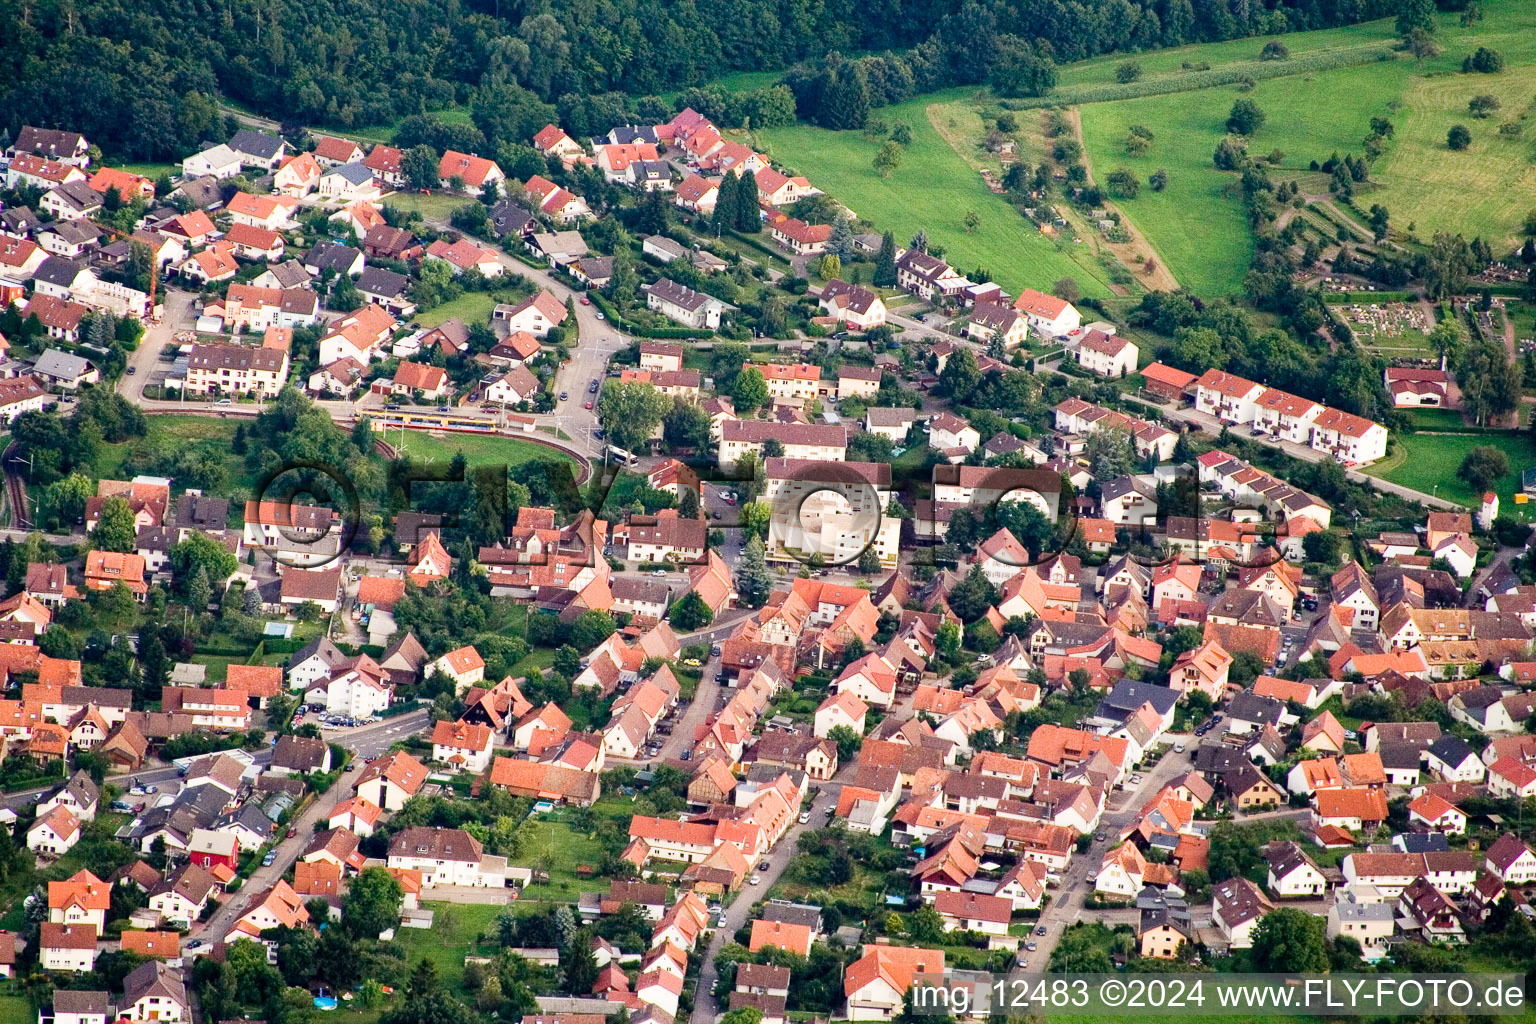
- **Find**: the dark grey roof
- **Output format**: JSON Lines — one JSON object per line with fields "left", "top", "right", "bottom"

{"left": 1377, "top": 741, "right": 1425, "bottom": 769}
{"left": 261, "top": 259, "right": 311, "bottom": 290}
{"left": 356, "top": 266, "right": 409, "bottom": 299}
{"left": 326, "top": 161, "right": 374, "bottom": 186}
{"left": 32, "top": 255, "right": 87, "bottom": 287}
{"left": 1428, "top": 734, "right": 1475, "bottom": 767}
{"left": 760, "top": 901, "right": 822, "bottom": 930}
{"left": 303, "top": 241, "right": 363, "bottom": 273}
{"left": 173, "top": 494, "right": 230, "bottom": 532}
{"left": 1394, "top": 832, "right": 1449, "bottom": 853}
{"left": 54, "top": 991, "right": 111, "bottom": 1015}
{"left": 1098, "top": 680, "right": 1179, "bottom": 717}
{"left": 1227, "top": 691, "right": 1285, "bottom": 727}
{"left": 229, "top": 129, "right": 284, "bottom": 161}
{"left": 490, "top": 200, "right": 535, "bottom": 237}
{"left": 607, "top": 126, "right": 659, "bottom": 146}
{"left": 173, "top": 175, "right": 224, "bottom": 210}
{"left": 51, "top": 180, "right": 102, "bottom": 211}
{"left": 43, "top": 219, "right": 100, "bottom": 246}
{"left": 646, "top": 278, "right": 712, "bottom": 312}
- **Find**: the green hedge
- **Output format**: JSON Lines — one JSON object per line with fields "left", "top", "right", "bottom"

{"left": 1007, "top": 44, "right": 1399, "bottom": 109}
{"left": 1323, "top": 290, "right": 1415, "bottom": 304}
{"left": 590, "top": 290, "right": 713, "bottom": 339}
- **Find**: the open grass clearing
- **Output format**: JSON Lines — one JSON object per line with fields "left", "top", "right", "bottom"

{"left": 758, "top": 91, "right": 1118, "bottom": 298}
{"left": 416, "top": 292, "right": 499, "bottom": 330}
{"left": 1364, "top": 428, "right": 1536, "bottom": 517}
{"left": 391, "top": 901, "right": 506, "bottom": 995}
{"left": 388, "top": 431, "right": 576, "bottom": 472}
{"left": 1078, "top": 58, "right": 1413, "bottom": 295}
{"left": 384, "top": 191, "right": 474, "bottom": 223}
{"left": 92, "top": 415, "right": 255, "bottom": 493}
{"left": 1367, "top": 63, "right": 1536, "bottom": 252}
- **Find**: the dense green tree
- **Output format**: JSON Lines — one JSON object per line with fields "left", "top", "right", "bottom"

{"left": 90, "top": 497, "right": 138, "bottom": 552}
{"left": 732, "top": 367, "right": 770, "bottom": 413}
{"left": 1447, "top": 124, "right": 1472, "bottom": 150}
{"left": 1250, "top": 909, "right": 1328, "bottom": 972}
{"left": 598, "top": 380, "right": 670, "bottom": 456}
{"left": 735, "top": 534, "right": 774, "bottom": 608}
{"left": 1227, "top": 99, "right": 1267, "bottom": 135}
{"left": 668, "top": 591, "right": 713, "bottom": 631}
{"left": 873, "top": 232, "right": 898, "bottom": 286}
{"left": 1458, "top": 445, "right": 1509, "bottom": 492}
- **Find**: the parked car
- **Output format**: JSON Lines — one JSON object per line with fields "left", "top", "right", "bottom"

{"left": 262, "top": 851, "right": 276, "bottom": 866}
{"left": 748, "top": 874, "right": 762, "bottom": 886}
{"left": 584, "top": 400, "right": 592, "bottom": 410}
{"left": 126, "top": 366, "right": 137, "bottom": 375}
{"left": 581, "top": 297, "right": 591, "bottom": 305}
{"left": 798, "top": 812, "right": 811, "bottom": 824}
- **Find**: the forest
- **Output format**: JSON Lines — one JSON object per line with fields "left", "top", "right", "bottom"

{"left": 1, "top": 0, "right": 1398, "bottom": 160}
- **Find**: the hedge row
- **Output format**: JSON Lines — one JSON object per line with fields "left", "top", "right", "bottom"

{"left": 1008, "top": 44, "right": 1400, "bottom": 109}
{"left": 589, "top": 289, "right": 713, "bottom": 339}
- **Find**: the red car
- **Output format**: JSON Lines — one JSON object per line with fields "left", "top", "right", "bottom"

{"left": 580, "top": 297, "right": 591, "bottom": 305}
{"left": 584, "top": 400, "right": 593, "bottom": 410}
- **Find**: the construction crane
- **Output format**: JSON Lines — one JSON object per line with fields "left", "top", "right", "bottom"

{"left": 94, "top": 221, "right": 162, "bottom": 322}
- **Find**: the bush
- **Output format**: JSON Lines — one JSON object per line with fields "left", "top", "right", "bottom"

{"left": 1260, "top": 41, "right": 1290, "bottom": 60}
{"left": 1448, "top": 124, "right": 1472, "bottom": 150}
{"left": 1114, "top": 62, "right": 1142, "bottom": 83}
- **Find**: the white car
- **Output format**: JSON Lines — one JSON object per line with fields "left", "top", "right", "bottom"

{"left": 798, "top": 812, "right": 811, "bottom": 824}
{"left": 748, "top": 874, "right": 762, "bottom": 886}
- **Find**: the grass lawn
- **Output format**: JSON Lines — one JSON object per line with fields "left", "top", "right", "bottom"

{"left": 92, "top": 415, "right": 254, "bottom": 492}
{"left": 1364, "top": 428, "right": 1536, "bottom": 517}
{"left": 384, "top": 192, "right": 473, "bottom": 223}
{"left": 416, "top": 292, "right": 499, "bottom": 330}
{"left": 390, "top": 431, "right": 576, "bottom": 472}
{"left": 1404, "top": 408, "right": 1470, "bottom": 430}
{"left": 0, "top": 997, "right": 31, "bottom": 1024}
{"left": 392, "top": 901, "right": 506, "bottom": 994}
{"left": 1078, "top": 59, "right": 1412, "bottom": 296}
{"left": 1054, "top": 17, "right": 1404, "bottom": 92}
{"left": 758, "top": 91, "right": 1118, "bottom": 298}
{"left": 515, "top": 817, "right": 607, "bottom": 903}
{"left": 1074, "top": 0, "right": 1536, "bottom": 291}
{"left": 114, "top": 161, "right": 177, "bottom": 181}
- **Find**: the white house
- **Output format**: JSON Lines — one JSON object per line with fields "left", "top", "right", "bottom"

{"left": 181, "top": 144, "right": 243, "bottom": 180}
{"left": 1073, "top": 329, "right": 1137, "bottom": 377}
{"left": 1014, "top": 288, "right": 1080, "bottom": 339}
{"left": 813, "top": 691, "right": 867, "bottom": 739}
{"left": 28, "top": 805, "right": 81, "bottom": 857}
{"left": 430, "top": 720, "right": 495, "bottom": 773}
{"left": 387, "top": 827, "right": 495, "bottom": 887}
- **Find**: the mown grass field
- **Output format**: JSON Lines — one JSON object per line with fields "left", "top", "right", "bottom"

{"left": 1364, "top": 428, "right": 1536, "bottom": 516}
{"left": 1368, "top": 61, "right": 1536, "bottom": 249}
{"left": 1077, "top": 58, "right": 1414, "bottom": 295}
{"left": 416, "top": 292, "right": 498, "bottom": 330}
{"left": 389, "top": 430, "right": 576, "bottom": 472}
{"left": 1053, "top": 17, "right": 1404, "bottom": 91}
{"left": 759, "top": 91, "right": 1118, "bottom": 298}
{"left": 1074, "top": 0, "right": 1536, "bottom": 291}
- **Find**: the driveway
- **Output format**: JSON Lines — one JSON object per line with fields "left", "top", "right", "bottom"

{"left": 688, "top": 767, "right": 850, "bottom": 1024}
{"left": 1023, "top": 741, "right": 1197, "bottom": 969}
{"left": 191, "top": 713, "right": 427, "bottom": 940}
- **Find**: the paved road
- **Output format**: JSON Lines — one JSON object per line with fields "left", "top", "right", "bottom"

{"left": 120, "top": 287, "right": 198, "bottom": 403}
{"left": 689, "top": 767, "right": 849, "bottom": 1024}
{"left": 1023, "top": 740, "right": 1197, "bottom": 970}
{"left": 190, "top": 712, "right": 427, "bottom": 942}
{"left": 419, "top": 211, "right": 630, "bottom": 454}
{"left": 1126, "top": 395, "right": 1463, "bottom": 511}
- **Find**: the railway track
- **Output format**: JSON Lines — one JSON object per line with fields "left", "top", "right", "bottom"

{"left": 2, "top": 443, "right": 31, "bottom": 530}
